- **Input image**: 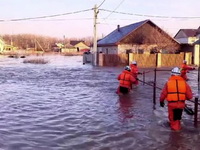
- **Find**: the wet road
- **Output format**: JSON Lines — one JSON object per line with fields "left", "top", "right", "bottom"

{"left": 0, "top": 55, "right": 199, "bottom": 150}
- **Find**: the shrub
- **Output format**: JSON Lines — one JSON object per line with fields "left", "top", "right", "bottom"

{"left": 23, "top": 58, "right": 48, "bottom": 64}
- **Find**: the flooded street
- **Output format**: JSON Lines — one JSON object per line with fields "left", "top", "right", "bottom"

{"left": 0, "top": 55, "right": 199, "bottom": 150}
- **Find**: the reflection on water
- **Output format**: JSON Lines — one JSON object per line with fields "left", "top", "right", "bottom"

{"left": 0, "top": 55, "right": 199, "bottom": 150}
{"left": 117, "top": 95, "right": 135, "bottom": 123}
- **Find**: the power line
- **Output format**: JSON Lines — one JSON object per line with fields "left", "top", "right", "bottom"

{"left": 100, "top": 9, "right": 200, "bottom": 19}
{"left": 17, "top": 18, "right": 93, "bottom": 22}
{"left": 97, "top": 0, "right": 106, "bottom": 8}
{"left": 104, "top": 0, "right": 125, "bottom": 19}
{"left": 99, "top": 0, "right": 125, "bottom": 33}
{"left": 0, "top": 9, "right": 92, "bottom": 22}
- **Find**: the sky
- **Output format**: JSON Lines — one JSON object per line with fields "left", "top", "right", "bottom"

{"left": 0, "top": 0, "right": 200, "bottom": 39}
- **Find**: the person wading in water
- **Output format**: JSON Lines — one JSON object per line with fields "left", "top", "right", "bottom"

{"left": 116, "top": 66, "right": 137, "bottom": 95}
{"left": 160, "top": 67, "right": 193, "bottom": 131}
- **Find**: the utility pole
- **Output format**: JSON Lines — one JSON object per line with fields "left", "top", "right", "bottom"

{"left": 93, "top": 5, "right": 98, "bottom": 66}
{"left": 198, "top": 38, "right": 200, "bottom": 91}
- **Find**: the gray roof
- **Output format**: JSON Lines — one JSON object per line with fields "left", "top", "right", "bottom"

{"left": 98, "top": 20, "right": 149, "bottom": 46}
{"left": 194, "top": 39, "right": 200, "bottom": 44}
{"left": 174, "top": 29, "right": 198, "bottom": 38}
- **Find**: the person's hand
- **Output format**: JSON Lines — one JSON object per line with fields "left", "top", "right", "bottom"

{"left": 160, "top": 102, "right": 165, "bottom": 107}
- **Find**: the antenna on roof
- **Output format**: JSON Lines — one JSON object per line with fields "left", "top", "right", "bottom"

{"left": 117, "top": 25, "right": 120, "bottom": 31}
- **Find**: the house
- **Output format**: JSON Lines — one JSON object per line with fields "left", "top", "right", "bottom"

{"left": 51, "top": 43, "right": 63, "bottom": 52}
{"left": 174, "top": 28, "right": 200, "bottom": 44}
{"left": 70, "top": 40, "right": 90, "bottom": 52}
{"left": 4, "top": 44, "right": 15, "bottom": 51}
{"left": 0, "top": 38, "right": 5, "bottom": 52}
{"left": 97, "top": 20, "right": 179, "bottom": 54}
{"left": 61, "top": 43, "right": 77, "bottom": 53}
{"left": 174, "top": 27, "right": 200, "bottom": 64}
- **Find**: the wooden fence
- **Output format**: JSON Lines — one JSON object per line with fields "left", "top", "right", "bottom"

{"left": 157, "top": 53, "right": 184, "bottom": 67}
{"left": 129, "top": 53, "right": 156, "bottom": 67}
{"left": 99, "top": 53, "right": 128, "bottom": 66}
{"left": 99, "top": 52, "right": 192, "bottom": 67}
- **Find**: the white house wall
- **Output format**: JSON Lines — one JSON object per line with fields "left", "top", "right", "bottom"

{"left": 97, "top": 46, "right": 118, "bottom": 54}
{"left": 97, "top": 45, "right": 133, "bottom": 54}
{"left": 118, "top": 44, "right": 133, "bottom": 53}
{"left": 118, "top": 44, "right": 156, "bottom": 54}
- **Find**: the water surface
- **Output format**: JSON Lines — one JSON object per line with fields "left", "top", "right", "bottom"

{"left": 0, "top": 55, "right": 199, "bottom": 150}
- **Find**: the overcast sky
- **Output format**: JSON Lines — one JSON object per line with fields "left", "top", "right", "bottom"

{"left": 0, "top": 0, "right": 200, "bottom": 39}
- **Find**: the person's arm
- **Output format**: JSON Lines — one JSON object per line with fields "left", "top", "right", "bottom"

{"left": 130, "top": 75, "right": 136, "bottom": 83}
{"left": 185, "top": 65, "right": 195, "bottom": 70}
{"left": 117, "top": 74, "right": 121, "bottom": 80}
{"left": 185, "top": 83, "right": 193, "bottom": 100}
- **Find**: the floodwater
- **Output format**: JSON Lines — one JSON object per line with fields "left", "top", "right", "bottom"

{"left": 0, "top": 55, "right": 199, "bottom": 150}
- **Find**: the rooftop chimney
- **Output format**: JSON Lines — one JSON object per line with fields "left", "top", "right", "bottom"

{"left": 117, "top": 25, "right": 120, "bottom": 32}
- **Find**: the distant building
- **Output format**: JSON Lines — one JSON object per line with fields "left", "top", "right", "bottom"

{"left": 70, "top": 40, "right": 90, "bottom": 52}
{"left": 4, "top": 44, "right": 15, "bottom": 51}
{"left": 53, "top": 41, "right": 90, "bottom": 53}
{"left": 61, "top": 43, "right": 76, "bottom": 53}
{"left": 0, "top": 37, "right": 17, "bottom": 52}
{"left": 97, "top": 20, "right": 179, "bottom": 54}
{"left": 174, "top": 27, "right": 200, "bottom": 44}
{"left": 174, "top": 26, "right": 200, "bottom": 64}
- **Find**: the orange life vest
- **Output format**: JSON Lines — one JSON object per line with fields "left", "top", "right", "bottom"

{"left": 166, "top": 76, "right": 186, "bottom": 102}
{"left": 119, "top": 70, "right": 133, "bottom": 88}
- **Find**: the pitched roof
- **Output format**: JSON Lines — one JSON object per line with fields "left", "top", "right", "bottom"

{"left": 194, "top": 39, "right": 200, "bottom": 44}
{"left": 174, "top": 27, "right": 200, "bottom": 39}
{"left": 175, "top": 29, "right": 198, "bottom": 38}
{"left": 98, "top": 20, "right": 149, "bottom": 46}
{"left": 70, "top": 40, "right": 84, "bottom": 46}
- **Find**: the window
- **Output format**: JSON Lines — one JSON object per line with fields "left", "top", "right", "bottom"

{"left": 106, "top": 48, "right": 108, "bottom": 54}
